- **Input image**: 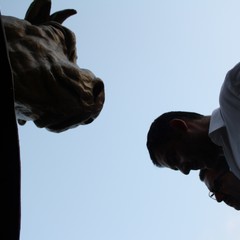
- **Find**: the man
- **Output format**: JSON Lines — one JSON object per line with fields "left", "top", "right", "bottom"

{"left": 147, "top": 111, "right": 224, "bottom": 174}
{"left": 146, "top": 61, "right": 240, "bottom": 180}
{"left": 199, "top": 164, "right": 240, "bottom": 210}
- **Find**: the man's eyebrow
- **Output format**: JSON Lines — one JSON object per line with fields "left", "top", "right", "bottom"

{"left": 166, "top": 151, "right": 178, "bottom": 167}
{"left": 214, "top": 171, "right": 228, "bottom": 189}
{"left": 155, "top": 151, "right": 178, "bottom": 170}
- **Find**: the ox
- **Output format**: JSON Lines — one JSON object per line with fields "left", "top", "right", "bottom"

{"left": 2, "top": 0, "right": 105, "bottom": 133}
{"left": 1, "top": 1, "right": 105, "bottom": 239}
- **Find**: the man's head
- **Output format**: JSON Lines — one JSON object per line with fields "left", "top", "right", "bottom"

{"left": 146, "top": 111, "right": 221, "bottom": 174}
{"left": 199, "top": 165, "right": 240, "bottom": 210}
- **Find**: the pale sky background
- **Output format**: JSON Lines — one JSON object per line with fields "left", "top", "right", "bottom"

{"left": 1, "top": 0, "right": 240, "bottom": 239}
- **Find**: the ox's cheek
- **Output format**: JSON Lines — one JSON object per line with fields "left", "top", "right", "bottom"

{"left": 31, "top": 65, "right": 105, "bottom": 133}
{"left": 92, "top": 79, "right": 105, "bottom": 112}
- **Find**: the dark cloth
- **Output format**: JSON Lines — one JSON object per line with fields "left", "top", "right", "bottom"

{"left": 0, "top": 11, "right": 21, "bottom": 240}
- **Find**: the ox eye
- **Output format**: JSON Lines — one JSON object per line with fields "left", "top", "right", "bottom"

{"left": 62, "top": 29, "right": 76, "bottom": 61}
{"left": 49, "top": 22, "right": 76, "bottom": 61}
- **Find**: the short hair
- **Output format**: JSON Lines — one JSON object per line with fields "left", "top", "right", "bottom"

{"left": 199, "top": 169, "right": 207, "bottom": 182}
{"left": 146, "top": 111, "right": 203, "bottom": 167}
{"left": 199, "top": 156, "right": 229, "bottom": 182}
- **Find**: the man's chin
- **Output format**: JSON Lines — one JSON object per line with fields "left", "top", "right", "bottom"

{"left": 224, "top": 200, "right": 240, "bottom": 210}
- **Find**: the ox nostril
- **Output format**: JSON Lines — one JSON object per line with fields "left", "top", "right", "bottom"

{"left": 93, "top": 80, "right": 104, "bottom": 102}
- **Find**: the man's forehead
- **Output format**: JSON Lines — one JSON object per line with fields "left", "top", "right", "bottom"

{"left": 204, "top": 169, "right": 226, "bottom": 188}
{"left": 204, "top": 171, "right": 216, "bottom": 189}
{"left": 154, "top": 147, "right": 173, "bottom": 169}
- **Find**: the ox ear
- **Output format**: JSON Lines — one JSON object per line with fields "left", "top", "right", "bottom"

{"left": 24, "top": 0, "right": 51, "bottom": 24}
{"left": 50, "top": 9, "right": 77, "bottom": 24}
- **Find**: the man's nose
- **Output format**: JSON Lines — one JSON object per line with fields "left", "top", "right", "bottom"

{"left": 179, "top": 164, "right": 190, "bottom": 175}
{"left": 215, "top": 193, "right": 224, "bottom": 202}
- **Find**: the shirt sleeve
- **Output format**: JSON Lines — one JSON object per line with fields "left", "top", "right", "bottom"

{"left": 224, "top": 62, "right": 240, "bottom": 97}
{"left": 219, "top": 62, "right": 240, "bottom": 180}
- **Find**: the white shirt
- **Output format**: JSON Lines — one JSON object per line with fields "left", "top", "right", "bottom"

{"left": 209, "top": 62, "right": 240, "bottom": 180}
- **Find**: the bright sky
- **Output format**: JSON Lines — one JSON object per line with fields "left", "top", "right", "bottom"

{"left": 1, "top": 0, "right": 240, "bottom": 239}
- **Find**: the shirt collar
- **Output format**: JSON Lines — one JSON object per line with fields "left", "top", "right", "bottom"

{"left": 209, "top": 108, "right": 225, "bottom": 146}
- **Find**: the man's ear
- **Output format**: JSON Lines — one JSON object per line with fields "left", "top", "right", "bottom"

{"left": 170, "top": 119, "right": 188, "bottom": 132}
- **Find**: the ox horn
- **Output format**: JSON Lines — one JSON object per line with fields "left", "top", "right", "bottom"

{"left": 24, "top": 0, "right": 76, "bottom": 25}
{"left": 50, "top": 9, "right": 77, "bottom": 24}
{"left": 24, "top": 0, "right": 51, "bottom": 24}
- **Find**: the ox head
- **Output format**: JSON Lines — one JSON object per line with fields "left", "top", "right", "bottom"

{"left": 3, "top": 0, "right": 105, "bottom": 133}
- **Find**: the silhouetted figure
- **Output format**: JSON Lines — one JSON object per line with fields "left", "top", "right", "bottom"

{"left": 200, "top": 160, "right": 240, "bottom": 210}
{"left": 146, "top": 62, "right": 240, "bottom": 209}
{"left": 0, "top": 11, "right": 21, "bottom": 240}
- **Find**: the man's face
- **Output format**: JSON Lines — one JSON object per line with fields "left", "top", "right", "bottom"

{"left": 202, "top": 168, "right": 240, "bottom": 210}
{"left": 154, "top": 134, "right": 220, "bottom": 174}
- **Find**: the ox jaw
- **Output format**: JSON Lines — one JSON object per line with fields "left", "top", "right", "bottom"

{"left": 15, "top": 67, "right": 105, "bottom": 133}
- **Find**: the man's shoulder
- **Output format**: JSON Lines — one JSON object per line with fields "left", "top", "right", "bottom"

{"left": 223, "top": 62, "right": 240, "bottom": 97}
